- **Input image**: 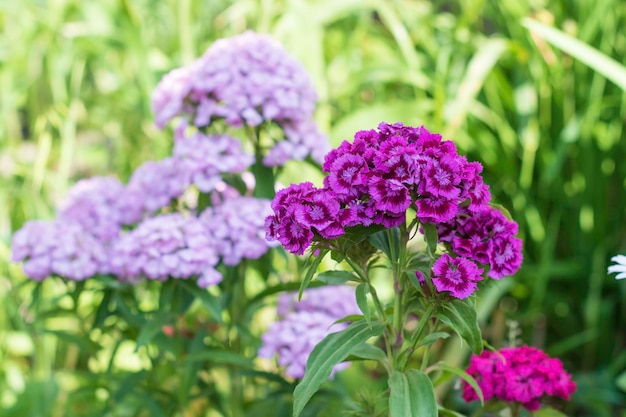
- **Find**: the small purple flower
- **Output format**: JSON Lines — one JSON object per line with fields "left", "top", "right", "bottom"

{"left": 11, "top": 220, "right": 109, "bottom": 281}
{"left": 173, "top": 130, "right": 253, "bottom": 193}
{"left": 57, "top": 176, "right": 130, "bottom": 242}
{"left": 200, "top": 196, "right": 278, "bottom": 265}
{"left": 110, "top": 213, "right": 221, "bottom": 287}
{"left": 124, "top": 158, "right": 191, "bottom": 218}
{"left": 430, "top": 254, "right": 483, "bottom": 299}
{"left": 260, "top": 285, "right": 360, "bottom": 378}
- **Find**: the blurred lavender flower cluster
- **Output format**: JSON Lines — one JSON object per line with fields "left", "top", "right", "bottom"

{"left": 152, "top": 31, "right": 329, "bottom": 166}
{"left": 12, "top": 30, "right": 325, "bottom": 285}
{"left": 259, "top": 285, "right": 360, "bottom": 378}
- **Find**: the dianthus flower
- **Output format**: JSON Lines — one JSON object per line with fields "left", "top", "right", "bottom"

{"left": 11, "top": 220, "right": 109, "bottom": 281}
{"left": 57, "top": 176, "right": 136, "bottom": 242}
{"left": 259, "top": 285, "right": 360, "bottom": 378}
{"left": 110, "top": 213, "right": 221, "bottom": 287}
{"left": 199, "top": 196, "right": 278, "bottom": 265}
{"left": 152, "top": 31, "right": 329, "bottom": 166}
{"left": 462, "top": 345, "right": 576, "bottom": 411}
{"left": 437, "top": 206, "right": 523, "bottom": 279}
{"left": 428, "top": 254, "right": 483, "bottom": 299}
{"left": 173, "top": 130, "right": 254, "bottom": 192}
{"left": 124, "top": 158, "right": 191, "bottom": 219}
{"left": 266, "top": 122, "right": 493, "bottom": 255}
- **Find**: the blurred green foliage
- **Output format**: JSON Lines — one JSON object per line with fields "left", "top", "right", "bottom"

{"left": 1, "top": 0, "right": 625, "bottom": 416}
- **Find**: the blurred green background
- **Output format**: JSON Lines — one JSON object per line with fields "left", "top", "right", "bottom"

{"left": 1, "top": 0, "right": 625, "bottom": 415}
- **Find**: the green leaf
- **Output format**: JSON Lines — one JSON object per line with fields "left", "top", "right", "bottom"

{"left": 316, "top": 270, "right": 358, "bottom": 284}
{"left": 135, "top": 313, "right": 171, "bottom": 351}
{"left": 346, "top": 342, "right": 387, "bottom": 364}
{"left": 432, "top": 362, "right": 484, "bottom": 405}
{"left": 415, "top": 332, "right": 450, "bottom": 348}
{"left": 369, "top": 227, "right": 401, "bottom": 262}
{"left": 292, "top": 320, "right": 385, "bottom": 417}
{"left": 180, "top": 281, "right": 224, "bottom": 324}
{"left": 389, "top": 369, "right": 437, "bottom": 417}
{"left": 299, "top": 249, "right": 329, "bottom": 300}
{"left": 355, "top": 283, "right": 371, "bottom": 322}
{"left": 437, "top": 299, "right": 483, "bottom": 354}
{"left": 251, "top": 159, "right": 276, "bottom": 199}
{"left": 421, "top": 222, "right": 438, "bottom": 258}
{"left": 522, "top": 18, "right": 626, "bottom": 91}
{"left": 437, "top": 407, "right": 468, "bottom": 417}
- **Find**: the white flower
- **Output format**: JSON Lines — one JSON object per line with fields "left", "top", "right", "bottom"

{"left": 608, "top": 255, "right": 626, "bottom": 280}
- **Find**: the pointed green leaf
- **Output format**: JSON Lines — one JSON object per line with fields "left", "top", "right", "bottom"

{"left": 415, "top": 332, "right": 450, "bottom": 348}
{"left": 421, "top": 222, "right": 438, "bottom": 257}
{"left": 346, "top": 342, "right": 388, "bottom": 364}
{"left": 355, "top": 283, "right": 371, "bottom": 322}
{"left": 180, "top": 280, "right": 224, "bottom": 324}
{"left": 185, "top": 350, "right": 253, "bottom": 368}
{"left": 432, "top": 362, "right": 484, "bottom": 405}
{"left": 293, "top": 320, "right": 385, "bottom": 416}
{"left": 437, "top": 299, "right": 483, "bottom": 354}
{"left": 299, "top": 249, "right": 329, "bottom": 300}
{"left": 389, "top": 369, "right": 437, "bottom": 417}
{"left": 316, "top": 270, "right": 358, "bottom": 284}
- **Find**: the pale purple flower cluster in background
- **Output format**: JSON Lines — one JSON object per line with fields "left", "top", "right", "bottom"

{"left": 199, "top": 197, "right": 278, "bottom": 265}
{"left": 11, "top": 220, "right": 109, "bottom": 281}
{"left": 463, "top": 345, "right": 576, "bottom": 411}
{"left": 110, "top": 213, "right": 222, "bottom": 288}
{"left": 173, "top": 130, "right": 253, "bottom": 192}
{"left": 57, "top": 177, "right": 132, "bottom": 242}
{"left": 152, "top": 31, "right": 329, "bottom": 166}
{"left": 259, "top": 285, "right": 360, "bottom": 378}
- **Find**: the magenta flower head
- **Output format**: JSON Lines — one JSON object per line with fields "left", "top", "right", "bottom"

{"left": 152, "top": 31, "right": 329, "bottom": 166}
{"left": 430, "top": 254, "right": 483, "bottom": 299}
{"left": 57, "top": 176, "right": 131, "bottom": 242}
{"left": 259, "top": 285, "right": 360, "bottom": 378}
{"left": 110, "top": 213, "right": 221, "bottom": 287}
{"left": 265, "top": 122, "right": 497, "bottom": 256}
{"left": 11, "top": 220, "right": 109, "bottom": 281}
{"left": 463, "top": 345, "right": 576, "bottom": 411}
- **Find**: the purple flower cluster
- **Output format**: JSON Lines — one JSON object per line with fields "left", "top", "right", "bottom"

{"left": 173, "top": 130, "right": 253, "bottom": 192}
{"left": 124, "top": 158, "right": 191, "bottom": 219}
{"left": 11, "top": 220, "right": 109, "bottom": 281}
{"left": 152, "top": 31, "right": 329, "bottom": 166}
{"left": 259, "top": 285, "right": 360, "bottom": 378}
{"left": 463, "top": 345, "right": 577, "bottom": 411}
{"left": 437, "top": 206, "right": 523, "bottom": 279}
{"left": 265, "top": 122, "right": 491, "bottom": 255}
{"left": 199, "top": 197, "right": 278, "bottom": 265}
{"left": 110, "top": 213, "right": 221, "bottom": 287}
{"left": 57, "top": 176, "right": 137, "bottom": 241}
{"left": 416, "top": 254, "right": 483, "bottom": 299}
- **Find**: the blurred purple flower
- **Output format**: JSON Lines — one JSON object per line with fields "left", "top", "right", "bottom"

{"left": 199, "top": 196, "right": 278, "bottom": 265}
{"left": 152, "top": 31, "right": 329, "bottom": 166}
{"left": 259, "top": 285, "right": 360, "bottom": 378}
{"left": 124, "top": 158, "right": 191, "bottom": 219}
{"left": 57, "top": 176, "right": 132, "bottom": 242}
{"left": 173, "top": 130, "right": 254, "bottom": 193}
{"left": 11, "top": 220, "right": 109, "bottom": 281}
{"left": 110, "top": 213, "right": 221, "bottom": 287}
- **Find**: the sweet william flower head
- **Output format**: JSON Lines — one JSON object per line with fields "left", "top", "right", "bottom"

{"left": 430, "top": 254, "right": 483, "bottom": 299}
{"left": 463, "top": 345, "right": 576, "bottom": 411}
{"left": 200, "top": 196, "right": 278, "bottom": 265}
{"left": 11, "top": 219, "right": 109, "bottom": 281}
{"left": 110, "top": 213, "right": 221, "bottom": 287}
